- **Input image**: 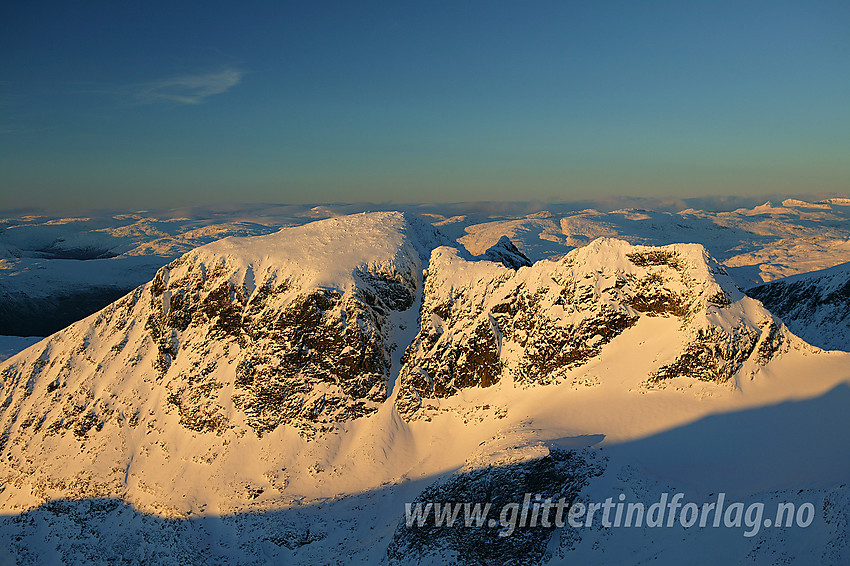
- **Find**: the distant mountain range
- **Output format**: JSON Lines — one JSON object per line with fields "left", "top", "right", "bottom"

{"left": 3, "top": 198, "right": 850, "bottom": 337}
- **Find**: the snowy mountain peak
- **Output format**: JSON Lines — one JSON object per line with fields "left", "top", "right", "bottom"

{"left": 395, "top": 238, "right": 790, "bottom": 418}
{"left": 182, "top": 210, "right": 447, "bottom": 293}
{"left": 563, "top": 237, "right": 742, "bottom": 311}
{"left": 482, "top": 235, "right": 532, "bottom": 269}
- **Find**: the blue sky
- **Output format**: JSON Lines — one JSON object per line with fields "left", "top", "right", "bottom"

{"left": 1, "top": 1, "right": 848, "bottom": 210}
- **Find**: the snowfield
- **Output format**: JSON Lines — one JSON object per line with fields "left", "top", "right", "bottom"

{"left": 0, "top": 203, "right": 849, "bottom": 564}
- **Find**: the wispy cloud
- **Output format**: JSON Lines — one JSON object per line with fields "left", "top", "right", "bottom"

{"left": 134, "top": 68, "right": 243, "bottom": 105}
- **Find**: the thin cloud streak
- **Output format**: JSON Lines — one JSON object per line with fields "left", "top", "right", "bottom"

{"left": 135, "top": 68, "right": 243, "bottom": 105}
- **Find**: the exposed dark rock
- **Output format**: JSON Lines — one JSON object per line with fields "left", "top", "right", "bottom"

{"left": 386, "top": 448, "right": 605, "bottom": 566}
{"left": 651, "top": 326, "right": 757, "bottom": 383}
{"left": 626, "top": 250, "right": 684, "bottom": 270}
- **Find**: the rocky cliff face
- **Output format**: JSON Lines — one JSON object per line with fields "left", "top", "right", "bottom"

{"left": 395, "top": 239, "right": 791, "bottom": 418}
{"left": 145, "top": 250, "right": 416, "bottom": 438}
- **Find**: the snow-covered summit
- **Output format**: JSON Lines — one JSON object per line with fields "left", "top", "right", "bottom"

{"left": 189, "top": 211, "right": 448, "bottom": 293}
{"left": 395, "top": 237, "right": 793, "bottom": 417}
{"left": 482, "top": 235, "right": 532, "bottom": 269}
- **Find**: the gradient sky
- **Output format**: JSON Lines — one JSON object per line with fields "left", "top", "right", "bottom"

{"left": 1, "top": 0, "right": 849, "bottom": 210}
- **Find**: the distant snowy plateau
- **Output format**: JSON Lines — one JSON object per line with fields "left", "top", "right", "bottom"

{"left": 1, "top": 200, "right": 849, "bottom": 564}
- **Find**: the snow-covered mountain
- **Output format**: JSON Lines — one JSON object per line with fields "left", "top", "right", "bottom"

{"left": 0, "top": 336, "right": 42, "bottom": 362}
{"left": 747, "top": 262, "right": 850, "bottom": 351}
{"left": 481, "top": 235, "right": 533, "bottom": 270}
{"left": 396, "top": 238, "right": 789, "bottom": 419}
{"left": 1, "top": 211, "right": 849, "bottom": 564}
{"left": 0, "top": 212, "right": 450, "bottom": 509}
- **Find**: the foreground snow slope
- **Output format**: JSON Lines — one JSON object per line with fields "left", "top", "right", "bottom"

{"left": 1, "top": 211, "right": 849, "bottom": 564}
